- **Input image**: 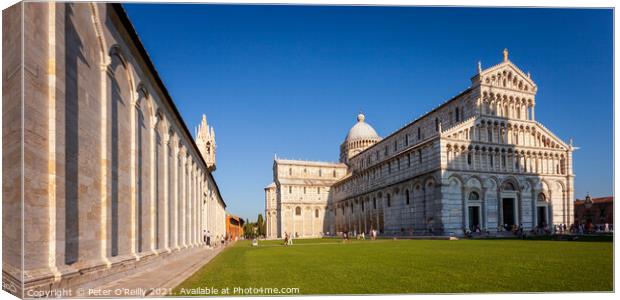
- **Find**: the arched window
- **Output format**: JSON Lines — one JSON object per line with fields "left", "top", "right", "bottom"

{"left": 373, "top": 198, "right": 377, "bottom": 209}
{"left": 502, "top": 182, "right": 516, "bottom": 191}
{"left": 289, "top": 186, "right": 292, "bottom": 193}
{"left": 406, "top": 190, "right": 410, "bottom": 205}
{"left": 295, "top": 207, "right": 301, "bottom": 216}
{"left": 387, "top": 194, "right": 391, "bottom": 207}
{"left": 361, "top": 201, "right": 365, "bottom": 211}
{"left": 537, "top": 193, "right": 546, "bottom": 202}
{"left": 315, "top": 209, "right": 319, "bottom": 218}
{"left": 455, "top": 107, "right": 460, "bottom": 122}
{"left": 469, "top": 191, "right": 480, "bottom": 200}
{"left": 435, "top": 118, "right": 439, "bottom": 131}
{"left": 289, "top": 168, "right": 292, "bottom": 176}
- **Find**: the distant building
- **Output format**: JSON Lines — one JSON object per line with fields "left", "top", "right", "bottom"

{"left": 226, "top": 214, "right": 245, "bottom": 240}
{"left": 266, "top": 50, "right": 575, "bottom": 238}
{"left": 574, "top": 195, "right": 613, "bottom": 226}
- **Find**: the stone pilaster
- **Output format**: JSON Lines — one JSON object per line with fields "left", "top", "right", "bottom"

{"left": 172, "top": 139, "right": 180, "bottom": 250}
{"left": 163, "top": 131, "right": 170, "bottom": 252}
{"left": 179, "top": 146, "right": 186, "bottom": 248}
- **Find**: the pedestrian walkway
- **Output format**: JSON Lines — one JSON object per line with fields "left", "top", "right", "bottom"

{"left": 80, "top": 245, "right": 229, "bottom": 297}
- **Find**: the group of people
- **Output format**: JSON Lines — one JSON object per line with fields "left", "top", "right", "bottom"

{"left": 568, "top": 222, "right": 613, "bottom": 234}
{"left": 339, "top": 228, "right": 378, "bottom": 242}
{"left": 202, "top": 230, "right": 230, "bottom": 249}
{"left": 283, "top": 232, "right": 294, "bottom": 246}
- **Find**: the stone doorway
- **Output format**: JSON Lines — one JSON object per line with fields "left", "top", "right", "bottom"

{"left": 502, "top": 198, "right": 515, "bottom": 227}
{"left": 537, "top": 206, "right": 548, "bottom": 227}
{"left": 468, "top": 206, "right": 480, "bottom": 230}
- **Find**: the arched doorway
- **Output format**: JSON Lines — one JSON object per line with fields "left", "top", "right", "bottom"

{"left": 500, "top": 181, "right": 519, "bottom": 228}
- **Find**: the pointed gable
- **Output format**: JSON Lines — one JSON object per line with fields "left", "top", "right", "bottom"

{"left": 478, "top": 60, "right": 537, "bottom": 94}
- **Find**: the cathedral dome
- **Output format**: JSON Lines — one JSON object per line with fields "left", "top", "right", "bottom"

{"left": 345, "top": 113, "right": 380, "bottom": 143}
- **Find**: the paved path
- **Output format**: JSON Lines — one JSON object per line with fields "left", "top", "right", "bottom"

{"left": 82, "top": 245, "right": 229, "bottom": 297}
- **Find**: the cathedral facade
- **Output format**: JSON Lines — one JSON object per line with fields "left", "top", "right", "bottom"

{"left": 266, "top": 50, "right": 574, "bottom": 238}
{"left": 2, "top": 2, "right": 226, "bottom": 296}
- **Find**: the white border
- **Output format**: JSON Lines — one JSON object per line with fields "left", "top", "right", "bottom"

{"left": 0, "top": 1, "right": 616, "bottom": 300}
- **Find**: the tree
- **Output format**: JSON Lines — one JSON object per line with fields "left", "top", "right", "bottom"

{"left": 257, "top": 214, "right": 265, "bottom": 237}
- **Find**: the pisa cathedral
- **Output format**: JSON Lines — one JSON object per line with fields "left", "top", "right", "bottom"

{"left": 2, "top": 2, "right": 226, "bottom": 296}
{"left": 266, "top": 49, "right": 574, "bottom": 238}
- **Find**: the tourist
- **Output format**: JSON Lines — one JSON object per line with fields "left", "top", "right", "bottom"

{"left": 283, "top": 232, "right": 289, "bottom": 246}
{"left": 206, "top": 231, "right": 211, "bottom": 247}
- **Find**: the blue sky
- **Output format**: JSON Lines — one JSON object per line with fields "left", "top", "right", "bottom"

{"left": 123, "top": 4, "right": 613, "bottom": 221}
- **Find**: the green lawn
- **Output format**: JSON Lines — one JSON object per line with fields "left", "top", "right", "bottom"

{"left": 172, "top": 238, "right": 613, "bottom": 295}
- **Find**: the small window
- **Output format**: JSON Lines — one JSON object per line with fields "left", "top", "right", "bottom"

{"left": 469, "top": 191, "right": 480, "bottom": 200}
{"left": 384, "top": 146, "right": 388, "bottom": 156}
{"left": 319, "top": 169, "right": 322, "bottom": 177}
{"left": 373, "top": 198, "right": 377, "bottom": 209}
{"left": 394, "top": 140, "right": 397, "bottom": 151}
{"left": 408, "top": 154, "right": 411, "bottom": 167}
{"left": 467, "top": 153, "right": 472, "bottom": 165}
{"left": 455, "top": 107, "right": 460, "bottom": 122}
{"left": 295, "top": 207, "right": 301, "bottom": 215}
{"left": 418, "top": 150, "right": 423, "bottom": 163}
{"left": 303, "top": 187, "right": 306, "bottom": 194}
{"left": 317, "top": 187, "right": 320, "bottom": 194}
{"left": 289, "top": 186, "right": 292, "bottom": 193}
{"left": 435, "top": 118, "right": 439, "bottom": 131}
{"left": 405, "top": 134, "right": 409, "bottom": 146}
{"left": 406, "top": 190, "right": 410, "bottom": 205}
{"left": 315, "top": 209, "right": 319, "bottom": 218}
{"left": 361, "top": 201, "right": 365, "bottom": 212}
{"left": 387, "top": 194, "right": 391, "bottom": 207}
{"left": 333, "top": 170, "right": 337, "bottom": 177}
{"left": 289, "top": 168, "right": 292, "bottom": 176}
{"left": 417, "top": 127, "right": 421, "bottom": 139}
